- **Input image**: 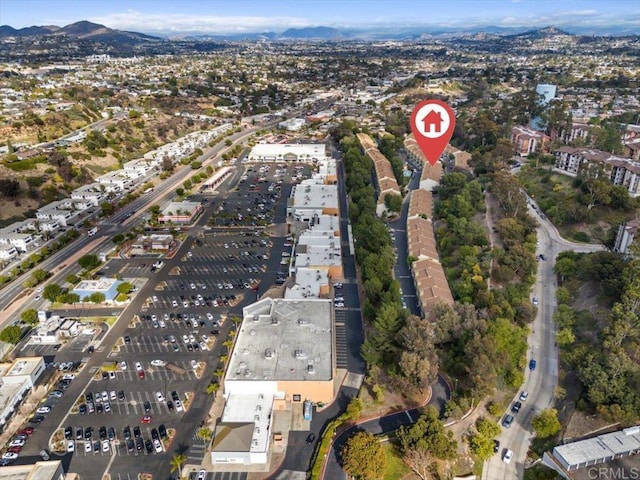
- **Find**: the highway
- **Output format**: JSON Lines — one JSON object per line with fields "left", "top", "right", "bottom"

{"left": 483, "top": 199, "right": 604, "bottom": 480}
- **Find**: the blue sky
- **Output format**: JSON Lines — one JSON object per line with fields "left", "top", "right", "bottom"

{"left": 0, "top": 0, "right": 638, "bottom": 34}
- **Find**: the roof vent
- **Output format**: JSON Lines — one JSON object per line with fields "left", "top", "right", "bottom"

{"left": 307, "top": 364, "right": 316, "bottom": 374}
{"left": 264, "top": 348, "right": 274, "bottom": 359}
{"left": 295, "top": 350, "right": 307, "bottom": 359}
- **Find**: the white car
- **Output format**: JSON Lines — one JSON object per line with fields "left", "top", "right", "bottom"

{"left": 2, "top": 452, "right": 18, "bottom": 460}
{"left": 532, "top": 297, "right": 539, "bottom": 306}
{"left": 84, "top": 441, "right": 92, "bottom": 453}
{"left": 182, "top": 334, "right": 190, "bottom": 343}
{"left": 120, "top": 361, "right": 127, "bottom": 370}
{"left": 172, "top": 300, "right": 178, "bottom": 308}
{"left": 199, "top": 342, "right": 208, "bottom": 351}
{"left": 159, "top": 319, "right": 166, "bottom": 328}
{"left": 155, "top": 392, "right": 165, "bottom": 402}
{"left": 197, "top": 470, "right": 206, "bottom": 480}
{"left": 67, "top": 440, "right": 75, "bottom": 453}
{"left": 183, "top": 301, "right": 189, "bottom": 308}
{"left": 9, "top": 439, "right": 25, "bottom": 447}
{"left": 102, "top": 440, "right": 110, "bottom": 452}
{"left": 101, "top": 391, "right": 108, "bottom": 402}
{"left": 175, "top": 400, "right": 184, "bottom": 412}
{"left": 150, "top": 359, "right": 166, "bottom": 367}
{"left": 135, "top": 362, "right": 143, "bottom": 372}
{"left": 36, "top": 406, "right": 51, "bottom": 414}
{"left": 503, "top": 449, "right": 513, "bottom": 464}
{"left": 519, "top": 391, "right": 529, "bottom": 402}
{"left": 153, "top": 438, "right": 163, "bottom": 453}
{"left": 152, "top": 296, "right": 158, "bottom": 302}
{"left": 110, "top": 391, "right": 117, "bottom": 401}
{"left": 206, "top": 313, "right": 214, "bottom": 321}
{"left": 190, "top": 360, "right": 198, "bottom": 370}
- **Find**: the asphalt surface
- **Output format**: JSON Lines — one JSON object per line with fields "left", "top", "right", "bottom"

{"left": 482, "top": 197, "right": 605, "bottom": 480}
{"left": 323, "top": 374, "right": 450, "bottom": 480}
{"left": 5, "top": 157, "right": 307, "bottom": 478}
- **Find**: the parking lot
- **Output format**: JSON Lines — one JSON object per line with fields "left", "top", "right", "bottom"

{"left": 5, "top": 162, "right": 320, "bottom": 478}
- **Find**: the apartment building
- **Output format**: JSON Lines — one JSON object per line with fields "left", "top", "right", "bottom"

{"left": 554, "top": 147, "right": 640, "bottom": 196}
{"left": 510, "top": 126, "right": 550, "bottom": 157}
{"left": 356, "top": 133, "right": 401, "bottom": 216}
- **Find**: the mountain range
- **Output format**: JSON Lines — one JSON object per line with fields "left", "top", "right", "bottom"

{"left": 0, "top": 20, "right": 636, "bottom": 45}
{"left": 0, "top": 21, "right": 160, "bottom": 44}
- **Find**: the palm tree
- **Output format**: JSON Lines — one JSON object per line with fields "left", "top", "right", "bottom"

{"left": 213, "top": 368, "right": 225, "bottom": 381}
{"left": 222, "top": 339, "right": 234, "bottom": 351}
{"left": 219, "top": 354, "right": 228, "bottom": 365}
{"left": 206, "top": 382, "right": 220, "bottom": 396}
{"left": 196, "top": 427, "right": 213, "bottom": 448}
{"left": 170, "top": 453, "right": 188, "bottom": 478}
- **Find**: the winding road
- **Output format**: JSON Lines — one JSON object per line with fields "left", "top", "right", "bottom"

{"left": 482, "top": 195, "right": 605, "bottom": 480}
{"left": 322, "top": 374, "right": 450, "bottom": 480}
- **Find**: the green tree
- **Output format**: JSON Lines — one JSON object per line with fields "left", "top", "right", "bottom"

{"left": 116, "top": 282, "right": 133, "bottom": 295}
{"left": 21, "top": 309, "right": 39, "bottom": 325}
{"left": 532, "top": 408, "right": 562, "bottom": 438}
{"left": 341, "top": 431, "right": 386, "bottom": 480}
{"left": 112, "top": 233, "right": 125, "bottom": 244}
{"left": 78, "top": 254, "right": 101, "bottom": 271}
{"left": 384, "top": 193, "right": 403, "bottom": 213}
{"left": 397, "top": 406, "right": 457, "bottom": 460}
{"left": 469, "top": 432, "right": 495, "bottom": 460}
{"left": 196, "top": 427, "right": 212, "bottom": 447}
{"left": 169, "top": 454, "right": 188, "bottom": 478}
{"left": 89, "top": 292, "right": 105, "bottom": 304}
{"left": 0, "top": 325, "right": 22, "bottom": 344}
{"left": 43, "top": 284, "right": 63, "bottom": 302}
{"left": 206, "top": 382, "right": 220, "bottom": 396}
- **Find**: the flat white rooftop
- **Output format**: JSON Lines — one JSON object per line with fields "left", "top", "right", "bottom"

{"left": 228, "top": 298, "right": 333, "bottom": 382}
{"left": 248, "top": 143, "right": 327, "bottom": 161}
{"left": 220, "top": 393, "right": 273, "bottom": 453}
{"left": 74, "top": 278, "right": 119, "bottom": 292}
{"left": 4, "top": 357, "right": 42, "bottom": 377}
{"left": 291, "top": 183, "right": 338, "bottom": 210}
{"left": 553, "top": 425, "right": 640, "bottom": 467}
{"left": 0, "top": 460, "right": 63, "bottom": 480}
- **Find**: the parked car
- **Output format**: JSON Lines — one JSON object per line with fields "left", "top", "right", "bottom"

{"left": 519, "top": 391, "right": 529, "bottom": 402}
{"left": 529, "top": 359, "right": 537, "bottom": 371}
{"left": 503, "top": 449, "right": 514, "bottom": 464}
{"left": 502, "top": 415, "right": 514, "bottom": 428}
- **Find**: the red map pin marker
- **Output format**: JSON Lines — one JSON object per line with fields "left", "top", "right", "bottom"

{"left": 410, "top": 99, "right": 456, "bottom": 166}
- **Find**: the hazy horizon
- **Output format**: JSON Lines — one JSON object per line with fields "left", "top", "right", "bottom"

{"left": 0, "top": 0, "right": 638, "bottom": 35}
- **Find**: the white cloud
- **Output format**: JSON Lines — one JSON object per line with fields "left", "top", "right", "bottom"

{"left": 88, "top": 10, "right": 312, "bottom": 34}
{"left": 556, "top": 9, "right": 598, "bottom": 17}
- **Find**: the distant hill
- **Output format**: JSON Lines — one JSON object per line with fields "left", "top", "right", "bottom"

{"left": 506, "top": 26, "right": 573, "bottom": 40}
{"left": 279, "top": 26, "right": 343, "bottom": 40}
{"left": 0, "top": 24, "right": 59, "bottom": 36}
{"left": 0, "top": 20, "right": 159, "bottom": 44}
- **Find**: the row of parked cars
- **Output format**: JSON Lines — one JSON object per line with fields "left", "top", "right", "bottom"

{"left": 64, "top": 423, "right": 167, "bottom": 454}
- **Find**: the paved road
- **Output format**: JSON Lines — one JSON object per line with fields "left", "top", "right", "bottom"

{"left": 390, "top": 170, "right": 421, "bottom": 316}
{"left": 483, "top": 198, "right": 605, "bottom": 480}
{"left": 0, "top": 122, "right": 279, "bottom": 327}
{"left": 322, "top": 374, "right": 450, "bottom": 480}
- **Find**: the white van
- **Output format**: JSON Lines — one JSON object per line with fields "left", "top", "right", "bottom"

{"left": 88, "top": 227, "right": 99, "bottom": 237}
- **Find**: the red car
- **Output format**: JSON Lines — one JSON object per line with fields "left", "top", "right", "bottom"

{"left": 19, "top": 427, "right": 34, "bottom": 435}
{"left": 137, "top": 370, "right": 145, "bottom": 379}
{"left": 141, "top": 415, "right": 153, "bottom": 424}
{"left": 7, "top": 446, "right": 22, "bottom": 454}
